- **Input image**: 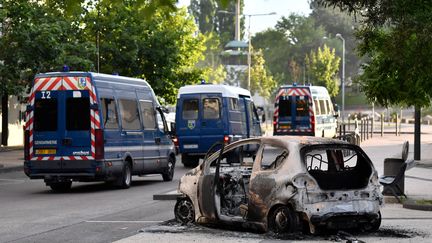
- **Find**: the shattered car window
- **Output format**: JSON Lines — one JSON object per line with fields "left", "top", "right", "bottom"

{"left": 260, "top": 145, "right": 288, "bottom": 170}
{"left": 303, "top": 146, "right": 372, "bottom": 190}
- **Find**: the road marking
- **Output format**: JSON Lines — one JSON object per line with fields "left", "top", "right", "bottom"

{"left": 85, "top": 220, "right": 164, "bottom": 223}
{"left": 406, "top": 175, "right": 432, "bottom": 182}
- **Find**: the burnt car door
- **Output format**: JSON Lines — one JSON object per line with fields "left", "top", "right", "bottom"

{"left": 248, "top": 143, "right": 290, "bottom": 222}
{"left": 198, "top": 139, "right": 260, "bottom": 222}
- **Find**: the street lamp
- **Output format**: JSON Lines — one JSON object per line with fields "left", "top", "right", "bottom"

{"left": 218, "top": 10, "right": 276, "bottom": 90}
{"left": 246, "top": 12, "right": 276, "bottom": 90}
{"left": 336, "top": 33, "right": 345, "bottom": 122}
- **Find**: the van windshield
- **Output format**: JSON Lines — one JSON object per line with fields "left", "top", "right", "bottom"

{"left": 66, "top": 97, "right": 90, "bottom": 130}
{"left": 34, "top": 98, "right": 58, "bottom": 131}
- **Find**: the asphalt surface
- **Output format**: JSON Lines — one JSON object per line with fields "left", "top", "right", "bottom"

{"left": 1, "top": 124, "right": 432, "bottom": 242}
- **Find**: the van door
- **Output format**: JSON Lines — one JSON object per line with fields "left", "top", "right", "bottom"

{"left": 177, "top": 94, "right": 201, "bottom": 152}
{"left": 32, "top": 90, "right": 61, "bottom": 170}
{"left": 278, "top": 91, "right": 312, "bottom": 132}
{"left": 61, "top": 90, "right": 93, "bottom": 170}
{"left": 118, "top": 94, "right": 145, "bottom": 172}
{"left": 200, "top": 94, "right": 224, "bottom": 150}
{"left": 137, "top": 94, "right": 159, "bottom": 172}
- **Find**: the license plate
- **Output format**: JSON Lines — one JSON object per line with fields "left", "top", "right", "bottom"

{"left": 280, "top": 125, "right": 291, "bottom": 129}
{"left": 35, "top": 149, "right": 56, "bottom": 155}
{"left": 183, "top": 144, "right": 198, "bottom": 149}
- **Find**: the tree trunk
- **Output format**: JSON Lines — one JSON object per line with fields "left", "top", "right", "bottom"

{"left": 414, "top": 106, "right": 421, "bottom": 160}
{"left": 1, "top": 94, "right": 8, "bottom": 146}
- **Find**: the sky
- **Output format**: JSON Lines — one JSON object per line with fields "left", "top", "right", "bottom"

{"left": 177, "top": 0, "right": 312, "bottom": 35}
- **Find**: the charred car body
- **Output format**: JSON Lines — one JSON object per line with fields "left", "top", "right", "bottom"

{"left": 174, "top": 136, "right": 383, "bottom": 234}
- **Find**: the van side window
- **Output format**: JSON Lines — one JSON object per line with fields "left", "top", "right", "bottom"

{"left": 100, "top": 98, "right": 119, "bottom": 129}
{"left": 119, "top": 99, "right": 141, "bottom": 130}
{"left": 326, "top": 100, "right": 333, "bottom": 113}
{"left": 34, "top": 98, "right": 57, "bottom": 131}
{"left": 182, "top": 99, "right": 198, "bottom": 120}
{"left": 203, "top": 98, "right": 220, "bottom": 119}
{"left": 139, "top": 100, "right": 156, "bottom": 130}
{"left": 314, "top": 99, "right": 321, "bottom": 115}
{"left": 319, "top": 100, "right": 327, "bottom": 115}
{"left": 66, "top": 97, "right": 90, "bottom": 131}
{"left": 229, "top": 98, "right": 239, "bottom": 110}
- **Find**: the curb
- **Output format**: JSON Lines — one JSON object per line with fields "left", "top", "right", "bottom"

{"left": 0, "top": 146, "right": 24, "bottom": 152}
{"left": 403, "top": 199, "right": 432, "bottom": 211}
{"left": 0, "top": 165, "right": 23, "bottom": 174}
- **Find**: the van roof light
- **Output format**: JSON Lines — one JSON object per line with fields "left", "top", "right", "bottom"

{"left": 62, "top": 65, "right": 70, "bottom": 72}
{"left": 201, "top": 79, "right": 206, "bottom": 84}
{"left": 293, "top": 82, "right": 297, "bottom": 86}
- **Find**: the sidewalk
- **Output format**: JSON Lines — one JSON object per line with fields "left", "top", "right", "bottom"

{"left": 0, "top": 147, "right": 23, "bottom": 173}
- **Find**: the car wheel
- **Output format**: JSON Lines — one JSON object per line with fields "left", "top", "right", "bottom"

{"left": 364, "top": 211, "right": 381, "bottom": 232}
{"left": 49, "top": 181, "right": 72, "bottom": 192}
{"left": 115, "top": 162, "right": 132, "bottom": 189}
{"left": 182, "top": 154, "right": 199, "bottom": 168}
{"left": 174, "top": 198, "right": 195, "bottom": 224}
{"left": 162, "top": 157, "right": 175, "bottom": 181}
{"left": 268, "top": 205, "right": 299, "bottom": 233}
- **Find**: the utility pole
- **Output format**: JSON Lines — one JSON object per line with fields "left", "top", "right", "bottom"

{"left": 235, "top": 0, "right": 240, "bottom": 41}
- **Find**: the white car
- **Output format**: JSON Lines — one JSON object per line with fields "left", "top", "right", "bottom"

{"left": 174, "top": 136, "right": 383, "bottom": 234}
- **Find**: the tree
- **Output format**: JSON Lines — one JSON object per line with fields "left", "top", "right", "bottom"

{"left": 252, "top": 14, "right": 326, "bottom": 86}
{"left": 317, "top": 0, "right": 432, "bottom": 107}
{"left": 305, "top": 44, "right": 341, "bottom": 97}
{"left": 248, "top": 49, "right": 276, "bottom": 99}
{"left": 0, "top": 0, "right": 93, "bottom": 145}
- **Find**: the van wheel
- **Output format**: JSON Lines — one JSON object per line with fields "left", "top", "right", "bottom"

{"left": 115, "top": 162, "right": 132, "bottom": 189}
{"left": 268, "top": 205, "right": 299, "bottom": 233}
{"left": 49, "top": 181, "right": 72, "bottom": 192}
{"left": 182, "top": 154, "right": 199, "bottom": 168}
{"left": 162, "top": 157, "right": 175, "bottom": 181}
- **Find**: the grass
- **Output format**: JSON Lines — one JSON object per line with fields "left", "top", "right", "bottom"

{"left": 415, "top": 199, "right": 432, "bottom": 205}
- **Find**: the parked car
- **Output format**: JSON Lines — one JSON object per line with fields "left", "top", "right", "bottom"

{"left": 174, "top": 84, "right": 262, "bottom": 168}
{"left": 174, "top": 136, "right": 383, "bottom": 234}
{"left": 24, "top": 72, "right": 176, "bottom": 192}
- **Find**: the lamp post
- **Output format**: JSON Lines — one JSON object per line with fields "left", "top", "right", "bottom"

{"left": 246, "top": 12, "right": 276, "bottom": 90}
{"left": 336, "top": 33, "right": 345, "bottom": 122}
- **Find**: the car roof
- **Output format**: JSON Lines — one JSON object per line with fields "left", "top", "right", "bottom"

{"left": 259, "top": 136, "right": 349, "bottom": 148}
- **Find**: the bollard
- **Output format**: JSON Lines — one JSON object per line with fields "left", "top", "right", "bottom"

{"left": 366, "top": 118, "right": 369, "bottom": 140}
{"left": 380, "top": 113, "right": 384, "bottom": 137}
{"left": 371, "top": 117, "right": 374, "bottom": 138}
{"left": 360, "top": 118, "right": 364, "bottom": 141}
{"left": 395, "top": 114, "right": 399, "bottom": 136}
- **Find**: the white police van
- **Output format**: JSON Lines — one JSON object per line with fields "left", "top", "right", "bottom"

{"left": 24, "top": 72, "right": 176, "bottom": 191}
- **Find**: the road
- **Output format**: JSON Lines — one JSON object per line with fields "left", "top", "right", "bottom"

{"left": 2, "top": 133, "right": 432, "bottom": 242}
{"left": 0, "top": 159, "right": 187, "bottom": 243}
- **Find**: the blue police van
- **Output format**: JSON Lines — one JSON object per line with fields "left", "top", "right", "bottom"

{"left": 174, "top": 84, "right": 262, "bottom": 167}
{"left": 24, "top": 72, "right": 176, "bottom": 191}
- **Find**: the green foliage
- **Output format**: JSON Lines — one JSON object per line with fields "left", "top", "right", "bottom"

{"left": 319, "top": 0, "right": 432, "bottom": 108}
{"left": 252, "top": 14, "right": 327, "bottom": 86}
{"left": 305, "top": 44, "right": 340, "bottom": 97}
{"left": 196, "top": 31, "right": 227, "bottom": 84}
{"left": 0, "top": 0, "right": 94, "bottom": 95}
{"left": 85, "top": 4, "right": 205, "bottom": 104}
{"left": 249, "top": 49, "right": 276, "bottom": 99}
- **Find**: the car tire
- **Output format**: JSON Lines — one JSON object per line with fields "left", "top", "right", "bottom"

{"left": 364, "top": 211, "right": 381, "bottom": 232}
{"left": 49, "top": 181, "right": 72, "bottom": 192}
{"left": 268, "top": 205, "right": 299, "bottom": 233}
{"left": 115, "top": 162, "right": 132, "bottom": 189}
{"left": 174, "top": 198, "right": 195, "bottom": 224}
{"left": 182, "top": 154, "right": 199, "bottom": 168}
{"left": 162, "top": 156, "right": 175, "bottom": 181}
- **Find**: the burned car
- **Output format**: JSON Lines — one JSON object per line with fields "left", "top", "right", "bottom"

{"left": 174, "top": 136, "right": 383, "bottom": 234}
